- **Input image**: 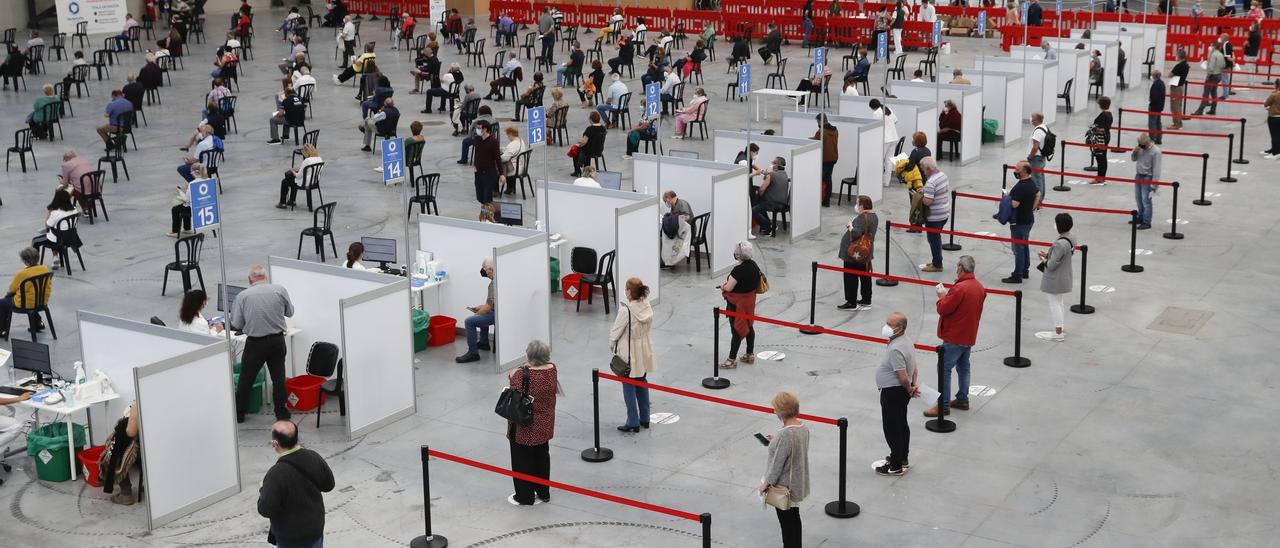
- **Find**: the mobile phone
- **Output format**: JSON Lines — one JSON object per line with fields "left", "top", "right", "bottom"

{"left": 754, "top": 433, "right": 770, "bottom": 446}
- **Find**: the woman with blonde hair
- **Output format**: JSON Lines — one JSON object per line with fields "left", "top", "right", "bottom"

{"left": 611, "top": 278, "right": 655, "bottom": 432}
{"left": 760, "top": 390, "right": 809, "bottom": 548}
{"left": 276, "top": 143, "right": 322, "bottom": 208}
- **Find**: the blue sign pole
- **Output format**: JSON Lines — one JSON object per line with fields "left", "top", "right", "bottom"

{"left": 381, "top": 137, "right": 406, "bottom": 185}
{"left": 645, "top": 81, "right": 661, "bottom": 119}
{"left": 978, "top": 11, "right": 987, "bottom": 35}
{"left": 932, "top": 20, "right": 942, "bottom": 48}
{"left": 737, "top": 63, "right": 751, "bottom": 97}
{"left": 813, "top": 47, "right": 826, "bottom": 77}
{"left": 189, "top": 178, "right": 220, "bottom": 231}
{"left": 876, "top": 32, "right": 888, "bottom": 63}
{"left": 526, "top": 106, "right": 546, "bottom": 145}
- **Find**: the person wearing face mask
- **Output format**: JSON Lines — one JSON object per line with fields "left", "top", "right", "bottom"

{"left": 925, "top": 255, "right": 986, "bottom": 418}
{"left": 837, "top": 195, "right": 877, "bottom": 310}
{"left": 257, "top": 420, "right": 335, "bottom": 547}
{"left": 457, "top": 258, "right": 496, "bottom": 363}
{"left": 874, "top": 312, "right": 919, "bottom": 476}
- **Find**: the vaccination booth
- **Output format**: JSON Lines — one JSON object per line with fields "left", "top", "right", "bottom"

{"left": 266, "top": 257, "right": 417, "bottom": 439}
{"left": 942, "top": 68, "right": 1025, "bottom": 146}
{"left": 1044, "top": 37, "right": 1120, "bottom": 99}
{"left": 77, "top": 312, "right": 238, "bottom": 529}
{"left": 839, "top": 95, "right": 938, "bottom": 160}
{"left": 633, "top": 154, "right": 749, "bottom": 277}
{"left": 886, "top": 80, "right": 982, "bottom": 165}
{"left": 537, "top": 181, "right": 662, "bottom": 304}
{"left": 975, "top": 56, "right": 1059, "bottom": 125}
{"left": 1012, "top": 45, "right": 1090, "bottom": 114}
{"left": 778, "top": 111, "right": 885, "bottom": 203}
{"left": 1073, "top": 28, "right": 1145, "bottom": 88}
{"left": 709, "top": 131, "right": 823, "bottom": 243}
{"left": 417, "top": 216, "right": 551, "bottom": 370}
{"left": 1097, "top": 21, "right": 1167, "bottom": 74}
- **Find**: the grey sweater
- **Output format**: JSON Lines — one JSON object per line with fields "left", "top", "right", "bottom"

{"left": 838, "top": 212, "right": 879, "bottom": 263}
{"left": 764, "top": 424, "right": 810, "bottom": 502}
{"left": 1040, "top": 232, "right": 1075, "bottom": 295}
{"left": 1130, "top": 144, "right": 1162, "bottom": 179}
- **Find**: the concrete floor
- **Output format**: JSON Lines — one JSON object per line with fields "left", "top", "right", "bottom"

{"left": 1, "top": 7, "right": 1277, "bottom": 547}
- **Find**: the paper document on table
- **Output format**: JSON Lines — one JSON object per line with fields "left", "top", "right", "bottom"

{"left": 0, "top": 348, "right": 10, "bottom": 367}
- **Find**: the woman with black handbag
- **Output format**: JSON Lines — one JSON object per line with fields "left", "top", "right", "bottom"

{"left": 611, "top": 278, "right": 654, "bottom": 433}
{"left": 503, "top": 340, "right": 558, "bottom": 506}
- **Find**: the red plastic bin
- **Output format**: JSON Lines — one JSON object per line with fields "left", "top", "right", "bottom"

{"left": 79, "top": 445, "right": 106, "bottom": 487}
{"left": 561, "top": 273, "right": 585, "bottom": 301}
{"left": 428, "top": 315, "right": 457, "bottom": 347}
{"left": 284, "top": 375, "right": 327, "bottom": 411}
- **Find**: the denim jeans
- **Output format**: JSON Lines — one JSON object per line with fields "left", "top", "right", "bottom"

{"left": 460, "top": 136, "right": 474, "bottom": 162}
{"left": 556, "top": 65, "right": 568, "bottom": 86}
{"left": 1135, "top": 174, "right": 1153, "bottom": 224}
{"left": 940, "top": 342, "right": 971, "bottom": 407}
{"left": 1029, "top": 154, "right": 1046, "bottom": 197}
{"left": 1009, "top": 223, "right": 1032, "bottom": 279}
{"left": 464, "top": 310, "right": 495, "bottom": 353}
{"left": 622, "top": 375, "right": 650, "bottom": 428}
{"left": 595, "top": 104, "right": 617, "bottom": 124}
{"left": 177, "top": 163, "right": 195, "bottom": 182}
{"left": 751, "top": 204, "right": 775, "bottom": 233}
{"left": 925, "top": 219, "right": 947, "bottom": 268}
{"left": 1218, "top": 72, "right": 1232, "bottom": 99}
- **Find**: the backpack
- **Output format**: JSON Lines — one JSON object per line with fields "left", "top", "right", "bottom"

{"left": 1037, "top": 125, "right": 1057, "bottom": 160}
{"left": 845, "top": 212, "right": 873, "bottom": 265}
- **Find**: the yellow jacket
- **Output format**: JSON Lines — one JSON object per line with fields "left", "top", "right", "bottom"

{"left": 895, "top": 158, "right": 923, "bottom": 190}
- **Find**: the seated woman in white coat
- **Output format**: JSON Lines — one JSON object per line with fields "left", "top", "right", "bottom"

{"left": 179, "top": 289, "right": 225, "bottom": 336}
{"left": 344, "top": 242, "right": 378, "bottom": 271}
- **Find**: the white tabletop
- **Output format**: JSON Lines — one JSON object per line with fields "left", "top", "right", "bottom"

{"left": 15, "top": 391, "right": 121, "bottom": 415}
{"left": 751, "top": 89, "right": 808, "bottom": 98}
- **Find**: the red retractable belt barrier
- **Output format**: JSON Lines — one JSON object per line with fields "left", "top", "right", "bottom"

{"left": 1060, "top": 141, "right": 1215, "bottom": 207}
{"left": 1184, "top": 80, "right": 1276, "bottom": 90}
{"left": 1115, "top": 107, "right": 1253, "bottom": 168}
{"left": 999, "top": 165, "right": 1186, "bottom": 240}
{"left": 1166, "top": 93, "right": 1266, "bottom": 105}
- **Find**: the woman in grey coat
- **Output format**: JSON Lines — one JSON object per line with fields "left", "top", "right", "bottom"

{"left": 760, "top": 391, "right": 810, "bottom": 548}
{"left": 837, "top": 195, "right": 878, "bottom": 310}
{"left": 1036, "top": 213, "right": 1075, "bottom": 342}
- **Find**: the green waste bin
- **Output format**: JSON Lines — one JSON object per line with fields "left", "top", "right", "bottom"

{"left": 412, "top": 309, "right": 431, "bottom": 352}
{"left": 232, "top": 363, "right": 266, "bottom": 414}
{"left": 27, "top": 422, "right": 88, "bottom": 483}
{"left": 549, "top": 257, "right": 561, "bottom": 293}
{"left": 982, "top": 118, "right": 999, "bottom": 143}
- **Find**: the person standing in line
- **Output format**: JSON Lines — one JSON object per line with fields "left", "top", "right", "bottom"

{"left": 1194, "top": 42, "right": 1225, "bottom": 115}
{"left": 1036, "top": 213, "right": 1075, "bottom": 342}
{"left": 890, "top": 0, "right": 906, "bottom": 57}
{"left": 874, "top": 312, "right": 918, "bottom": 476}
{"left": 1217, "top": 34, "right": 1234, "bottom": 100}
{"left": 1169, "top": 49, "right": 1190, "bottom": 129}
{"left": 1130, "top": 133, "right": 1161, "bottom": 230}
{"left": 507, "top": 340, "right": 559, "bottom": 506}
{"left": 719, "top": 242, "right": 761, "bottom": 369}
{"left": 1028, "top": 112, "right": 1049, "bottom": 198}
{"left": 924, "top": 255, "right": 986, "bottom": 417}
{"left": 760, "top": 391, "right": 810, "bottom": 548}
{"left": 1149, "top": 71, "right": 1166, "bottom": 145}
{"left": 257, "top": 420, "right": 335, "bottom": 548}
{"left": 230, "top": 265, "right": 295, "bottom": 423}
{"left": 612, "top": 278, "right": 655, "bottom": 433}
{"left": 1087, "top": 97, "right": 1114, "bottom": 184}
{"left": 1263, "top": 79, "right": 1280, "bottom": 158}
{"left": 812, "top": 114, "right": 839, "bottom": 207}
{"left": 456, "top": 258, "right": 495, "bottom": 363}
{"left": 918, "top": 157, "right": 950, "bottom": 273}
{"left": 1004, "top": 162, "right": 1040, "bottom": 284}
{"left": 837, "top": 195, "right": 878, "bottom": 311}
{"left": 472, "top": 121, "right": 501, "bottom": 204}
{"left": 538, "top": 7, "right": 556, "bottom": 64}
{"left": 1027, "top": 0, "right": 1044, "bottom": 25}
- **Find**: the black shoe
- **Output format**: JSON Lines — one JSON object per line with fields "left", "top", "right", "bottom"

{"left": 477, "top": 342, "right": 492, "bottom": 351}
{"left": 875, "top": 463, "right": 905, "bottom": 476}
{"left": 275, "top": 203, "right": 287, "bottom": 209}
{"left": 1001, "top": 276, "right": 1023, "bottom": 284}
{"left": 617, "top": 425, "right": 639, "bottom": 433}
{"left": 457, "top": 159, "right": 469, "bottom": 165}
{"left": 361, "top": 145, "right": 372, "bottom": 152}
{"left": 1137, "top": 223, "right": 1152, "bottom": 230}
{"left": 837, "top": 302, "right": 858, "bottom": 310}
{"left": 640, "top": 422, "right": 650, "bottom": 429}
{"left": 821, "top": 201, "right": 830, "bottom": 207}
{"left": 237, "top": 415, "right": 245, "bottom": 423}
{"left": 455, "top": 352, "right": 481, "bottom": 363}
{"left": 421, "top": 109, "right": 431, "bottom": 114}
{"left": 538, "top": 495, "right": 551, "bottom": 503}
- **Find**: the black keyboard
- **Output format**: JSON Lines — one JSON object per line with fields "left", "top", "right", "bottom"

{"left": 0, "top": 386, "right": 34, "bottom": 396}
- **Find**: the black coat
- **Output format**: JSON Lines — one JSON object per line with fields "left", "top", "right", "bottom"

{"left": 258, "top": 448, "right": 335, "bottom": 546}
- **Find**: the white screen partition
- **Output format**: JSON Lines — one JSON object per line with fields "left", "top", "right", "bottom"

{"left": 634, "top": 154, "right": 749, "bottom": 276}
{"left": 79, "top": 311, "right": 223, "bottom": 441}
{"left": 135, "top": 342, "right": 239, "bottom": 529}
{"left": 941, "top": 68, "right": 1024, "bottom": 145}
{"left": 340, "top": 280, "right": 416, "bottom": 437}
{"left": 1075, "top": 29, "right": 1144, "bottom": 89}
{"left": 710, "top": 169, "right": 750, "bottom": 276}
{"left": 1013, "top": 46, "right": 1089, "bottom": 114}
{"left": 711, "top": 131, "right": 821, "bottom": 242}
{"left": 1097, "top": 22, "right": 1166, "bottom": 73}
{"left": 780, "top": 111, "right": 881, "bottom": 202}
{"left": 976, "top": 57, "right": 1059, "bottom": 125}
{"left": 493, "top": 234, "right": 551, "bottom": 369}
{"left": 887, "top": 81, "right": 982, "bottom": 165}
{"left": 1043, "top": 38, "right": 1119, "bottom": 99}
{"left": 616, "top": 197, "right": 661, "bottom": 302}
{"left": 267, "top": 257, "right": 391, "bottom": 377}
{"left": 540, "top": 182, "right": 660, "bottom": 303}
{"left": 840, "top": 96, "right": 938, "bottom": 147}
{"left": 418, "top": 216, "right": 533, "bottom": 320}
{"left": 785, "top": 142, "right": 822, "bottom": 241}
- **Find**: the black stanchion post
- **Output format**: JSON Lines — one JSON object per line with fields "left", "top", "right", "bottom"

{"left": 801, "top": 262, "right": 822, "bottom": 335}
{"left": 942, "top": 191, "right": 961, "bottom": 250}
{"left": 700, "top": 513, "right": 712, "bottom": 548}
{"left": 925, "top": 347, "right": 955, "bottom": 433}
{"left": 1001, "top": 163, "right": 1009, "bottom": 191}
{"left": 1002, "top": 290, "right": 1030, "bottom": 368}
{"left": 581, "top": 369, "right": 615, "bottom": 462}
{"left": 1163, "top": 181, "right": 1184, "bottom": 240}
{"left": 703, "top": 307, "right": 731, "bottom": 389}
{"left": 1070, "top": 244, "right": 1095, "bottom": 314}
{"left": 1116, "top": 109, "right": 1124, "bottom": 149}
{"left": 824, "top": 417, "right": 860, "bottom": 518}
{"left": 876, "top": 220, "right": 897, "bottom": 286}
{"left": 1055, "top": 145, "right": 1073, "bottom": 190}
{"left": 1193, "top": 152, "right": 1212, "bottom": 206}
{"left": 1235, "top": 118, "right": 1249, "bottom": 164}
{"left": 1220, "top": 135, "right": 1237, "bottom": 182}
{"left": 410, "top": 446, "right": 449, "bottom": 548}
{"left": 1121, "top": 211, "right": 1144, "bottom": 273}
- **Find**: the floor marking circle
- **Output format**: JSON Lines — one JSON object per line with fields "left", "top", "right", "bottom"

{"left": 1133, "top": 249, "right": 1154, "bottom": 255}
{"left": 1164, "top": 219, "right": 1189, "bottom": 225}
{"left": 757, "top": 350, "right": 786, "bottom": 361}
{"left": 1089, "top": 285, "right": 1116, "bottom": 293}
{"left": 650, "top": 412, "right": 680, "bottom": 425}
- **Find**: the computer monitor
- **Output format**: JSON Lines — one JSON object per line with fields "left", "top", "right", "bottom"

{"left": 361, "top": 236, "right": 398, "bottom": 266}
{"left": 668, "top": 150, "right": 699, "bottom": 160}
{"left": 495, "top": 201, "right": 524, "bottom": 226}
{"left": 217, "top": 283, "right": 246, "bottom": 312}
{"left": 11, "top": 340, "right": 53, "bottom": 385}
{"left": 596, "top": 170, "right": 623, "bottom": 190}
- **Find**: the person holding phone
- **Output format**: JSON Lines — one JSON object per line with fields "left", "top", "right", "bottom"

{"left": 759, "top": 391, "right": 809, "bottom": 548}
{"left": 874, "top": 312, "right": 918, "bottom": 476}
{"left": 456, "top": 258, "right": 495, "bottom": 363}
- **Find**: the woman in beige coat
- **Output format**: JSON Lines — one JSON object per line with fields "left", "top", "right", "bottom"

{"left": 612, "top": 277, "right": 655, "bottom": 432}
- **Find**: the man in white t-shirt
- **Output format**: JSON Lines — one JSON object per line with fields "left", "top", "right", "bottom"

{"left": 1028, "top": 112, "right": 1048, "bottom": 197}
{"left": 338, "top": 15, "right": 357, "bottom": 69}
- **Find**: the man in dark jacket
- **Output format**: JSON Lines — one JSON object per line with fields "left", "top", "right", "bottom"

{"left": 1148, "top": 70, "right": 1166, "bottom": 144}
{"left": 268, "top": 87, "right": 307, "bottom": 144}
{"left": 259, "top": 420, "right": 335, "bottom": 548}
{"left": 758, "top": 24, "right": 783, "bottom": 64}
{"left": 359, "top": 97, "right": 400, "bottom": 151}
{"left": 1027, "top": 0, "right": 1043, "bottom": 26}
{"left": 472, "top": 120, "right": 501, "bottom": 204}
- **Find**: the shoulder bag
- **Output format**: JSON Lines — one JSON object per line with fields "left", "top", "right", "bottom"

{"left": 764, "top": 485, "right": 793, "bottom": 510}
{"left": 756, "top": 272, "right": 770, "bottom": 294}
{"left": 846, "top": 212, "right": 873, "bottom": 266}
{"left": 494, "top": 366, "right": 535, "bottom": 426}
{"left": 610, "top": 306, "right": 632, "bottom": 377}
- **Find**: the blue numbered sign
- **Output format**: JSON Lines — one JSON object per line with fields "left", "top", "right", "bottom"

{"left": 932, "top": 21, "right": 942, "bottom": 47}
{"left": 1021, "top": 1, "right": 1029, "bottom": 20}
{"left": 527, "top": 106, "right": 546, "bottom": 145}
{"left": 876, "top": 32, "right": 888, "bottom": 61}
{"left": 978, "top": 11, "right": 987, "bottom": 34}
{"left": 1056, "top": 0, "right": 1062, "bottom": 11}
{"left": 737, "top": 63, "right": 751, "bottom": 96}
{"left": 645, "top": 82, "right": 661, "bottom": 118}
{"left": 189, "top": 178, "right": 220, "bottom": 231}
{"left": 381, "top": 137, "right": 406, "bottom": 185}
{"left": 813, "top": 47, "right": 826, "bottom": 75}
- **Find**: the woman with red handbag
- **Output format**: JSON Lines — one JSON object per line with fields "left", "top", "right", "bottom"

{"left": 837, "top": 195, "right": 878, "bottom": 311}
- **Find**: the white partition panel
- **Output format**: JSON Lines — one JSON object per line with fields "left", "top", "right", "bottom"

{"left": 779, "top": 112, "right": 876, "bottom": 201}
{"left": 635, "top": 154, "right": 749, "bottom": 276}
{"left": 1043, "top": 38, "right": 1119, "bottom": 99}
{"left": 418, "top": 216, "right": 533, "bottom": 320}
{"left": 976, "top": 57, "right": 1059, "bottom": 124}
{"left": 887, "top": 81, "right": 982, "bottom": 165}
{"left": 1075, "top": 30, "right": 1144, "bottom": 89}
{"left": 786, "top": 143, "right": 823, "bottom": 241}
{"left": 135, "top": 342, "right": 239, "bottom": 529}
{"left": 1097, "top": 22, "right": 1165, "bottom": 73}
{"left": 1013, "top": 46, "right": 1090, "bottom": 113}
{"left": 267, "top": 257, "right": 391, "bottom": 377}
{"left": 942, "top": 68, "right": 1024, "bottom": 145}
{"left": 840, "top": 96, "right": 938, "bottom": 146}
{"left": 341, "top": 280, "right": 416, "bottom": 438}
{"left": 79, "top": 312, "right": 222, "bottom": 441}
{"left": 494, "top": 234, "right": 551, "bottom": 369}
{"left": 615, "top": 197, "right": 662, "bottom": 303}
{"left": 540, "top": 182, "right": 659, "bottom": 303}
{"left": 710, "top": 169, "right": 751, "bottom": 276}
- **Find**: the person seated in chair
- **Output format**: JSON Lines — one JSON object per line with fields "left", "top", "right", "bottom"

{"left": 456, "top": 258, "right": 496, "bottom": 363}
{"left": 846, "top": 46, "right": 871, "bottom": 84}
{"left": 101, "top": 401, "right": 140, "bottom": 505}
{"left": 750, "top": 157, "right": 790, "bottom": 236}
{"left": 624, "top": 115, "right": 658, "bottom": 159}
{"left": 0, "top": 44, "right": 28, "bottom": 88}
{"left": 795, "top": 64, "right": 832, "bottom": 106}
{"left": 26, "top": 85, "right": 61, "bottom": 137}
{"left": 514, "top": 72, "right": 546, "bottom": 120}
{"left": 937, "top": 99, "right": 963, "bottom": 157}
{"left": 486, "top": 51, "right": 523, "bottom": 100}
{"left": 0, "top": 247, "right": 51, "bottom": 340}
{"left": 267, "top": 86, "right": 306, "bottom": 145}
{"left": 424, "top": 63, "right": 463, "bottom": 114}
{"left": 359, "top": 97, "right": 399, "bottom": 152}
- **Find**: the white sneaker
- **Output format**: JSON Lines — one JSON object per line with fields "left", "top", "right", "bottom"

{"left": 1266, "top": 154, "right": 1278, "bottom": 160}
{"left": 507, "top": 493, "right": 543, "bottom": 505}
{"left": 855, "top": 304, "right": 873, "bottom": 311}
{"left": 1034, "top": 331, "right": 1065, "bottom": 342}
{"left": 373, "top": 166, "right": 384, "bottom": 172}
{"left": 331, "top": 74, "right": 341, "bottom": 85}
{"left": 748, "top": 233, "right": 757, "bottom": 240}
{"left": 673, "top": 135, "right": 684, "bottom": 140}
{"left": 622, "top": 154, "right": 633, "bottom": 159}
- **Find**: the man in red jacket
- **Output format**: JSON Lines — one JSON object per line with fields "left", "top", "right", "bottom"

{"left": 925, "top": 255, "right": 986, "bottom": 417}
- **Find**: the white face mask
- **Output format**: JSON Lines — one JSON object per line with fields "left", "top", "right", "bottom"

{"left": 854, "top": 205, "right": 863, "bottom": 214}
{"left": 881, "top": 324, "right": 895, "bottom": 338}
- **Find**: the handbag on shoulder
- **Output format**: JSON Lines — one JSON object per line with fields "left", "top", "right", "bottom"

{"left": 609, "top": 305, "right": 633, "bottom": 377}
{"left": 764, "top": 485, "right": 792, "bottom": 510}
{"left": 494, "top": 366, "right": 535, "bottom": 426}
{"left": 756, "top": 273, "right": 770, "bottom": 294}
{"left": 845, "top": 212, "right": 873, "bottom": 266}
